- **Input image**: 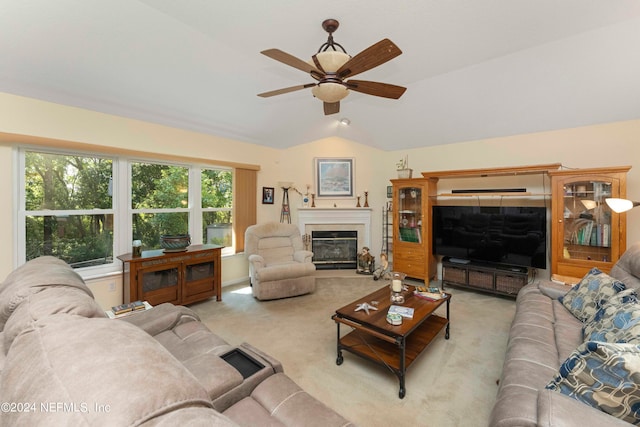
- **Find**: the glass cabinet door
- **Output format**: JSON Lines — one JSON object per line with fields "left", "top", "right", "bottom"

{"left": 562, "top": 179, "right": 613, "bottom": 263}
{"left": 138, "top": 262, "right": 180, "bottom": 305}
{"left": 397, "top": 186, "right": 422, "bottom": 243}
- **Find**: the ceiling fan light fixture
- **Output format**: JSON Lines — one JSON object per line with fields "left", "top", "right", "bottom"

{"left": 313, "top": 51, "right": 350, "bottom": 72}
{"left": 312, "top": 82, "right": 349, "bottom": 103}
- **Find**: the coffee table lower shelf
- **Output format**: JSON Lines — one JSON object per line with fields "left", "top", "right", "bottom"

{"left": 334, "top": 314, "right": 448, "bottom": 398}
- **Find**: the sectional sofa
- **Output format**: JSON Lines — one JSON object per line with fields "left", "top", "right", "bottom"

{"left": 0, "top": 256, "right": 353, "bottom": 426}
{"left": 490, "top": 242, "right": 640, "bottom": 426}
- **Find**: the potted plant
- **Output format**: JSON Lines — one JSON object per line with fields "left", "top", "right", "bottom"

{"left": 396, "top": 156, "right": 412, "bottom": 179}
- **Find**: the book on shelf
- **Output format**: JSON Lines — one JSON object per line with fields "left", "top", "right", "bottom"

{"left": 399, "top": 227, "right": 421, "bottom": 243}
{"left": 388, "top": 305, "right": 414, "bottom": 319}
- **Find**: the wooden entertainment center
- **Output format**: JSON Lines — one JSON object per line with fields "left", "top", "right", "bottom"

{"left": 390, "top": 163, "right": 631, "bottom": 296}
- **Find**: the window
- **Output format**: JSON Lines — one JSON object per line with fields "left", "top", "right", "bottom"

{"left": 22, "top": 151, "right": 114, "bottom": 268}
{"left": 201, "top": 168, "right": 233, "bottom": 251}
{"left": 131, "top": 161, "right": 190, "bottom": 250}
{"left": 19, "top": 148, "right": 243, "bottom": 275}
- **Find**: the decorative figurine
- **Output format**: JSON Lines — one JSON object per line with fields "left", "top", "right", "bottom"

{"left": 354, "top": 302, "right": 378, "bottom": 315}
{"left": 364, "top": 190, "right": 369, "bottom": 207}
{"left": 373, "top": 253, "right": 392, "bottom": 280}
{"left": 356, "top": 195, "right": 361, "bottom": 207}
{"left": 302, "top": 234, "right": 311, "bottom": 251}
{"left": 357, "top": 247, "right": 375, "bottom": 274}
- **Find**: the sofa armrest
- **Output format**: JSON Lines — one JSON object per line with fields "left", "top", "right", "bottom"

{"left": 293, "top": 250, "right": 313, "bottom": 263}
{"left": 538, "top": 389, "right": 632, "bottom": 427}
{"left": 117, "top": 303, "right": 200, "bottom": 336}
{"left": 239, "top": 342, "right": 284, "bottom": 373}
{"left": 248, "top": 254, "right": 265, "bottom": 269}
{"left": 537, "top": 279, "right": 572, "bottom": 300}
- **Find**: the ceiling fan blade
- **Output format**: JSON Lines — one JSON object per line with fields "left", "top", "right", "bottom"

{"left": 324, "top": 102, "right": 340, "bottom": 115}
{"left": 336, "top": 39, "right": 402, "bottom": 79}
{"left": 258, "top": 83, "right": 316, "bottom": 98}
{"left": 261, "top": 49, "right": 322, "bottom": 75}
{"left": 345, "top": 80, "right": 406, "bottom": 99}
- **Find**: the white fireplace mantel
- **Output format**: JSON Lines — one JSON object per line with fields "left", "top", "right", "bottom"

{"left": 298, "top": 208, "right": 372, "bottom": 249}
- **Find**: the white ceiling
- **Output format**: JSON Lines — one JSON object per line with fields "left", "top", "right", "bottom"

{"left": 2, "top": 1, "right": 640, "bottom": 151}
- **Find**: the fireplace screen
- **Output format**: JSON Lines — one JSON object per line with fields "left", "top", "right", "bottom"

{"left": 311, "top": 230, "right": 358, "bottom": 269}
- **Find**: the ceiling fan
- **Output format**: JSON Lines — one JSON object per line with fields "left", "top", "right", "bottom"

{"left": 258, "top": 19, "right": 406, "bottom": 115}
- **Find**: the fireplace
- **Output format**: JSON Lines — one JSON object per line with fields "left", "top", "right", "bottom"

{"left": 298, "top": 208, "right": 372, "bottom": 271}
{"left": 312, "top": 230, "right": 358, "bottom": 269}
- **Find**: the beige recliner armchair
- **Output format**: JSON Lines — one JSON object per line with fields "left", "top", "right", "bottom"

{"left": 244, "top": 222, "right": 316, "bottom": 300}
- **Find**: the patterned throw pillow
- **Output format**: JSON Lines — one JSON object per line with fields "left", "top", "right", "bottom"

{"left": 546, "top": 341, "right": 640, "bottom": 424}
{"left": 582, "top": 289, "right": 640, "bottom": 344}
{"left": 560, "top": 268, "right": 626, "bottom": 323}
{"left": 583, "top": 289, "right": 640, "bottom": 343}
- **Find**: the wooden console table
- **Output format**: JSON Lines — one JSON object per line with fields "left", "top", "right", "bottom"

{"left": 117, "top": 244, "right": 222, "bottom": 306}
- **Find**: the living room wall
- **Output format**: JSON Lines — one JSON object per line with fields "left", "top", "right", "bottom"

{"left": 1, "top": 92, "right": 639, "bottom": 308}
{"left": 272, "top": 119, "right": 640, "bottom": 283}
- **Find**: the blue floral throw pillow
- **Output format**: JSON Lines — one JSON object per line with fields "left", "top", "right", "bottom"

{"left": 546, "top": 341, "right": 640, "bottom": 425}
{"left": 560, "top": 268, "right": 626, "bottom": 323}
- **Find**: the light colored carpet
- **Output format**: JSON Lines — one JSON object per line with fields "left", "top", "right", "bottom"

{"left": 189, "top": 275, "right": 516, "bottom": 427}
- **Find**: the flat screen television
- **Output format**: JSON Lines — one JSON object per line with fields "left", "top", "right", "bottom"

{"left": 432, "top": 205, "right": 547, "bottom": 269}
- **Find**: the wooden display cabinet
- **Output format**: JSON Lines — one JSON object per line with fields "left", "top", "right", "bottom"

{"left": 391, "top": 178, "right": 437, "bottom": 282}
{"left": 549, "top": 166, "right": 630, "bottom": 278}
{"left": 118, "top": 244, "right": 222, "bottom": 306}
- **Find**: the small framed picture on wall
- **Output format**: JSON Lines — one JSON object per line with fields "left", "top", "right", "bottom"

{"left": 262, "top": 187, "right": 274, "bottom": 204}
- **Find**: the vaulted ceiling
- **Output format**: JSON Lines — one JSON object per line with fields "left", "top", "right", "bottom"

{"left": 2, "top": 1, "right": 640, "bottom": 151}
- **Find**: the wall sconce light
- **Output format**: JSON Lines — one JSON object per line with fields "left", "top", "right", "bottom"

{"left": 605, "top": 198, "right": 640, "bottom": 213}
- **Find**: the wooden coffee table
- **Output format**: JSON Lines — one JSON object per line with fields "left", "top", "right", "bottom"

{"left": 332, "top": 284, "right": 450, "bottom": 398}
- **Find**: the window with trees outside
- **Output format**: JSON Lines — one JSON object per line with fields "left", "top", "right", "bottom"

{"left": 20, "top": 149, "right": 235, "bottom": 276}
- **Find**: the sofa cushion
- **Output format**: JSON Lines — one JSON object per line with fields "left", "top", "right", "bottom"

{"left": 583, "top": 289, "right": 640, "bottom": 343}
{"left": 546, "top": 341, "right": 640, "bottom": 425}
{"left": 256, "top": 262, "right": 316, "bottom": 282}
{"left": 0, "top": 315, "right": 219, "bottom": 426}
{"left": 223, "top": 373, "right": 354, "bottom": 427}
{"left": 559, "top": 268, "right": 626, "bottom": 323}
{"left": 154, "top": 320, "right": 232, "bottom": 361}
{"left": 3, "top": 285, "right": 106, "bottom": 351}
{"left": 0, "top": 256, "right": 93, "bottom": 330}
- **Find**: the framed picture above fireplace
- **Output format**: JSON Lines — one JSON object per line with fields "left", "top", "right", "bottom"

{"left": 315, "top": 157, "right": 354, "bottom": 198}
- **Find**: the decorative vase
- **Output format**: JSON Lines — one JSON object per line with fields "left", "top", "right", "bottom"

{"left": 160, "top": 234, "right": 191, "bottom": 252}
{"left": 390, "top": 271, "right": 407, "bottom": 304}
{"left": 397, "top": 169, "right": 413, "bottom": 179}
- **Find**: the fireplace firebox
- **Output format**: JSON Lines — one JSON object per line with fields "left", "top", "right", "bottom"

{"left": 311, "top": 231, "right": 358, "bottom": 270}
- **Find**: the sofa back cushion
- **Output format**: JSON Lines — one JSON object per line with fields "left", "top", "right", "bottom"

{"left": 3, "top": 286, "right": 106, "bottom": 351}
{"left": 611, "top": 242, "right": 640, "bottom": 291}
{"left": 0, "top": 256, "right": 93, "bottom": 330}
{"left": 0, "top": 316, "right": 218, "bottom": 426}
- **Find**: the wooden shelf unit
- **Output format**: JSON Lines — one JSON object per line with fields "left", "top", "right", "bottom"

{"left": 549, "top": 166, "right": 631, "bottom": 277}
{"left": 118, "top": 244, "right": 222, "bottom": 306}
